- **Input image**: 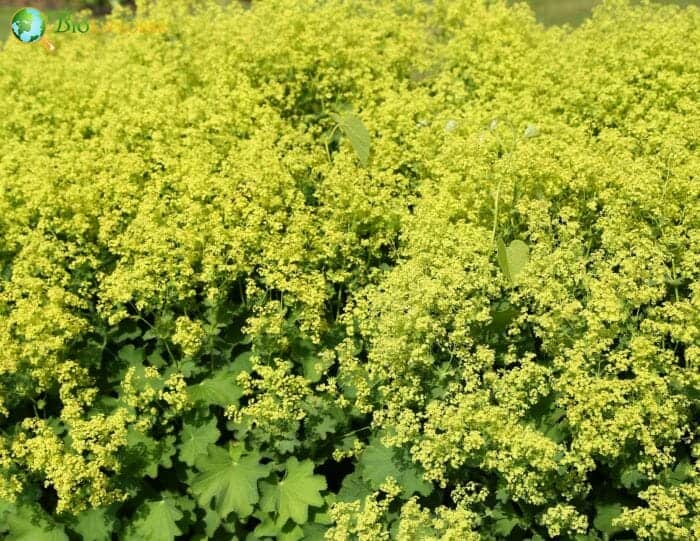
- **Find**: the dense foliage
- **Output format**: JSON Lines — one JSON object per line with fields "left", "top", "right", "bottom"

{"left": 0, "top": 0, "right": 699, "bottom": 539}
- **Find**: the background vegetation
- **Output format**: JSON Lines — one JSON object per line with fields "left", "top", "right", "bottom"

{"left": 0, "top": 0, "right": 699, "bottom": 539}
{"left": 527, "top": 0, "right": 699, "bottom": 24}
{"left": 2, "top": 0, "right": 700, "bottom": 41}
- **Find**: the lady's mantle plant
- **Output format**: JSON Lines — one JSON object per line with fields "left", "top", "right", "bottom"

{"left": 0, "top": 0, "right": 698, "bottom": 539}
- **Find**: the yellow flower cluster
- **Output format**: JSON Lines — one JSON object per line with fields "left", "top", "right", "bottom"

{"left": 10, "top": 415, "right": 129, "bottom": 513}
{"left": 615, "top": 479, "right": 700, "bottom": 539}
{"left": 171, "top": 315, "right": 206, "bottom": 358}
{"left": 540, "top": 504, "right": 589, "bottom": 537}
{"left": 228, "top": 358, "right": 312, "bottom": 440}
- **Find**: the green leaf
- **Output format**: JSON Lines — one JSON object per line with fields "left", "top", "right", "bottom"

{"left": 330, "top": 111, "right": 371, "bottom": 166}
{"left": 302, "top": 355, "right": 333, "bottom": 383}
{"left": 497, "top": 238, "right": 529, "bottom": 284}
{"left": 124, "top": 500, "right": 183, "bottom": 541}
{"left": 490, "top": 508, "right": 520, "bottom": 536}
{"left": 272, "top": 457, "right": 327, "bottom": 525}
{"left": 310, "top": 413, "right": 339, "bottom": 440}
{"left": 125, "top": 429, "right": 176, "bottom": 478}
{"left": 118, "top": 344, "right": 145, "bottom": 364}
{"left": 187, "top": 369, "right": 243, "bottom": 407}
{"left": 232, "top": 350, "right": 253, "bottom": 372}
{"left": 147, "top": 348, "right": 167, "bottom": 368}
{"left": 524, "top": 124, "right": 540, "bottom": 138}
{"left": 179, "top": 417, "right": 220, "bottom": 466}
{"left": 620, "top": 467, "right": 646, "bottom": 489}
{"left": 279, "top": 523, "right": 305, "bottom": 541}
{"left": 301, "top": 523, "right": 330, "bottom": 541}
{"left": 191, "top": 445, "right": 270, "bottom": 519}
{"left": 251, "top": 510, "right": 281, "bottom": 538}
{"left": 444, "top": 119, "right": 459, "bottom": 132}
{"left": 495, "top": 486, "right": 509, "bottom": 504}
{"left": 496, "top": 239, "right": 509, "bottom": 280}
{"left": 112, "top": 321, "right": 142, "bottom": 343}
{"left": 276, "top": 436, "right": 302, "bottom": 454}
{"left": 668, "top": 459, "right": 693, "bottom": 486}
{"left": 359, "top": 439, "right": 432, "bottom": 498}
{"left": 593, "top": 503, "right": 623, "bottom": 535}
{"left": 311, "top": 507, "right": 334, "bottom": 526}
{"left": 488, "top": 300, "right": 518, "bottom": 333}
{"left": 258, "top": 480, "right": 278, "bottom": 514}
{"left": 0, "top": 500, "right": 11, "bottom": 533}
{"left": 167, "top": 492, "right": 196, "bottom": 514}
{"left": 337, "top": 471, "right": 372, "bottom": 502}
{"left": 202, "top": 507, "right": 221, "bottom": 538}
{"left": 70, "top": 507, "right": 114, "bottom": 541}
{"left": 4, "top": 504, "right": 68, "bottom": 541}
{"left": 536, "top": 408, "right": 568, "bottom": 444}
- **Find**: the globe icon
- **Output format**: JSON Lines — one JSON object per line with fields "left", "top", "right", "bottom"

{"left": 11, "top": 7, "right": 46, "bottom": 44}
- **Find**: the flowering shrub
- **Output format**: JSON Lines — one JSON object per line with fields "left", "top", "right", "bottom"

{"left": 0, "top": 0, "right": 699, "bottom": 539}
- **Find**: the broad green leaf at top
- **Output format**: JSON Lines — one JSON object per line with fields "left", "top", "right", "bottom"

{"left": 497, "top": 238, "right": 530, "bottom": 284}
{"left": 524, "top": 123, "right": 540, "bottom": 138}
{"left": 329, "top": 111, "right": 371, "bottom": 166}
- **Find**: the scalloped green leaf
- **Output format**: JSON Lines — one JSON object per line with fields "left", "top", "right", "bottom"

{"left": 70, "top": 507, "right": 114, "bottom": 541}
{"left": 125, "top": 429, "right": 176, "bottom": 478}
{"left": 337, "top": 471, "right": 372, "bottom": 503}
{"left": 191, "top": 445, "right": 271, "bottom": 519}
{"left": 124, "top": 500, "right": 183, "bottom": 541}
{"left": 178, "top": 417, "right": 220, "bottom": 466}
{"left": 359, "top": 440, "right": 432, "bottom": 498}
{"left": 118, "top": 344, "right": 145, "bottom": 364}
{"left": 3, "top": 504, "right": 68, "bottom": 541}
{"left": 187, "top": 370, "right": 243, "bottom": 407}
{"left": 266, "top": 457, "right": 327, "bottom": 525}
{"left": 620, "top": 467, "right": 646, "bottom": 489}
{"left": 593, "top": 503, "right": 623, "bottom": 535}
